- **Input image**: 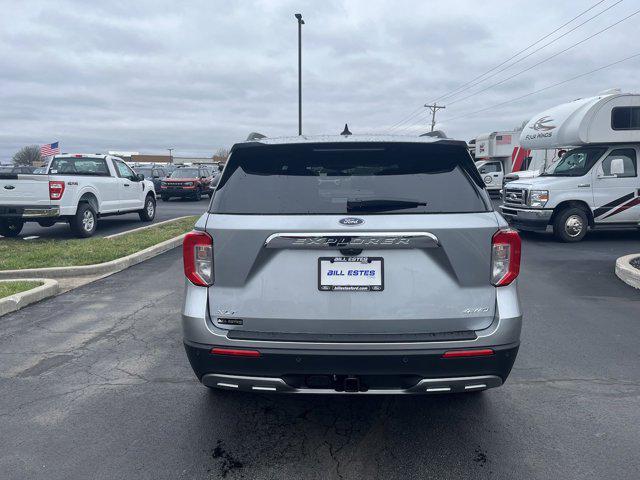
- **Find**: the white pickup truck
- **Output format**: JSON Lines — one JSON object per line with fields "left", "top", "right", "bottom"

{"left": 0, "top": 154, "right": 156, "bottom": 238}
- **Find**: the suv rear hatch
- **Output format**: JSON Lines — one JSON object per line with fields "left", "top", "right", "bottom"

{"left": 205, "top": 141, "right": 498, "bottom": 339}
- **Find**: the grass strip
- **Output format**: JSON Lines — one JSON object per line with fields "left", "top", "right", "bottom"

{"left": 0, "top": 216, "right": 198, "bottom": 271}
{"left": 0, "top": 281, "right": 44, "bottom": 299}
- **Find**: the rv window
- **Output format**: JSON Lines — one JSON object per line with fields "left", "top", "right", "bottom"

{"left": 544, "top": 147, "right": 606, "bottom": 177}
{"left": 601, "top": 149, "right": 637, "bottom": 178}
{"left": 611, "top": 107, "right": 640, "bottom": 130}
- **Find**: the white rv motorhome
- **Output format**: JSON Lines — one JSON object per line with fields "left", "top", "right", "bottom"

{"left": 474, "top": 130, "right": 520, "bottom": 192}
{"left": 501, "top": 91, "right": 640, "bottom": 242}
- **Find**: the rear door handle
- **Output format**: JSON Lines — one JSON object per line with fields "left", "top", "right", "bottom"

{"left": 577, "top": 183, "right": 591, "bottom": 188}
{"left": 123, "top": 184, "right": 130, "bottom": 187}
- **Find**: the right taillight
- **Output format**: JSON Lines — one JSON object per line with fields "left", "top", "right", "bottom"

{"left": 49, "top": 181, "right": 65, "bottom": 200}
{"left": 491, "top": 229, "right": 521, "bottom": 286}
{"left": 183, "top": 230, "right": 213, "bottom": 286}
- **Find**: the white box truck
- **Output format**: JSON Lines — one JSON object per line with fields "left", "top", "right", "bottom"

{"left": 500, "top": 91, "right": 640, "bottom": 242}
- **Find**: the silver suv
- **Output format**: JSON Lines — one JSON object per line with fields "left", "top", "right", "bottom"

{"left": 182, "top": 135, "right": 522, "bottom": 394}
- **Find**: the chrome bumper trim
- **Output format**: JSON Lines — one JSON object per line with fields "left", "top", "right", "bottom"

{"left": 21, "top": 207, "right": 60, "bottom": 218}
{"left": 264, "top": 231, "right": 439, "bottom": 250}
{"left": 202, "top": 373, "right": 502, "bottom": 394}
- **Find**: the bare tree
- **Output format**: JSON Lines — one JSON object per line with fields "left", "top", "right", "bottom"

{"left": 212, "top": 148, "right": 230, "bottom": 163}
{"left": 12, "top": 145, "right": 42, "bottom": 166}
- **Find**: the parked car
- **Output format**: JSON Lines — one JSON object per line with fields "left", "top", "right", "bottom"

{"left": 134, "top": 166, "right": 167, "bottom": 195}
{"left": 182, "top": 135, "right": 522, "bottom": 395}
{"left": 0, "top": 154, "right": 156, "bottom": 238}
{"left": 159, "top": 166, "right": 213, "bottom": 201}
{"left": 475, "top": 159, "right": 504, "bottom": 192}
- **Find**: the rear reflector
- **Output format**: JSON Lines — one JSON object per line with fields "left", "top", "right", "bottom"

{"left": 442, "top": 348, "right": 494, "bottom": 358}
{"left": 210, "top": 348, "right": 261, "bottom": 358}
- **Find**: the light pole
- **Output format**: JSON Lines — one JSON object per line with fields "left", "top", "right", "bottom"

{"left": 295, "top": 13, "right": 304, "bottom": 135}
{"left": 167, "top": 148, "right": 173, "bottom": 164}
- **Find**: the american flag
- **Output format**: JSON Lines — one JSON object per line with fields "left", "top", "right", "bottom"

{"left": 40, "top": 141, "right": 60, "bottom": 157}
{"left": 496, "top": 135, "right": 512, "bottom": 145}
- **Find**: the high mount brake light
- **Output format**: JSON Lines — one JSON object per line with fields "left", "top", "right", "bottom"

{"left": 48, "top": 181, "right": 65, "bottom": 200}
{"left": 183, "top": 230, "right": 213, "bottom": 286}
{"left": 491, "top": 229, "right": 521, "bottom": 286}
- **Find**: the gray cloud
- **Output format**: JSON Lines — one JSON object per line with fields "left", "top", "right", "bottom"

{"left": 1, "top": 0, "right": 638, "bottom": 159}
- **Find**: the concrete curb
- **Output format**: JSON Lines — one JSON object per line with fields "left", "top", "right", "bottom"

{"left": 0, "top": 234, "right": 187, "bottom": 280}
{"left": 0, "top": 279, "right": 60, "bottom": 317}
{"left": 615, "top": 254, "right": 640, "bottom": 290}
{"left": 104, "top": 216, "right": 193, "bottom": 239}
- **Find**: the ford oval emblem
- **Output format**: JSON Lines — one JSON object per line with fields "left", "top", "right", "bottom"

{"left": 339, "top": 217, "right": 364, "bottom": 226}
{"left": 4, "top": 185, "right": 15, "bottom": 190}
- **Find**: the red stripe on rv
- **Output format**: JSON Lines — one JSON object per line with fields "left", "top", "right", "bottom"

{"left": 602, "top": 196, "right": 640, "bottom": 219}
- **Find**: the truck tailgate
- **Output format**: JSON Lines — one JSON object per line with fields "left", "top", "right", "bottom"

{"left": 0, "top": 175, "right": 51, "bottom": 207}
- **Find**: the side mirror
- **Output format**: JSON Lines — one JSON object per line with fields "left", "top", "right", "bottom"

{"left": 610, "top": 158, "right": 625, "bottom": 176}
{"left": 136, "top": 173, "right": 145, "bottom": 181}
{"left": 479, "top": 168, "right": 487, "bottom": 174}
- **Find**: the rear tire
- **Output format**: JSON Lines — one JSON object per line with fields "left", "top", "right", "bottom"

{"left": 139, "top": 195, "right": 156, "bottom": 222}
{"left": 71, "top": 203, "right": 97, "bottom": 238}
{"left": 0, "top": 218, "right": 24, "bottom": 237}
{"left": 553, "top": 207, "right": 588, "bottom": 242}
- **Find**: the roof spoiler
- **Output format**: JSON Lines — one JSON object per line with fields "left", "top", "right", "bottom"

{"left": 419, "top": 130, "right": 447, "bottom": 138}
{"left": 246, "top": 132, "right": 267, "bottom": 141}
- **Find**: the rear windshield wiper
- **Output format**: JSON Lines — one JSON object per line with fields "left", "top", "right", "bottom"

{"left": 346, "top": 198, "right": 427, "bottom": 212}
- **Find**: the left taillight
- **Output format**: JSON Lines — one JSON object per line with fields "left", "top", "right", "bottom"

{"left": 183, "top": 230, "right": 213, "bottom": 286}
{"left": 491, "top": 228, "right": 521, "bottom": 286}
{"left": 49, "top": 181, "right": 65, "bottom": 200}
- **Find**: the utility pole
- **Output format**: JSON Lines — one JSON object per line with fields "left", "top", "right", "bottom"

{"left": 425, "top": 103, "right": 446, "bottom": 132}
{"left": 167, "top": 148, "right": 173, "bottom": 164}
{"left": 295, "top": 13, "right": 304, "bottom": 135}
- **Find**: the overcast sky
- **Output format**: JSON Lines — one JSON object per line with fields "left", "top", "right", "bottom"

{"left": 1, "top": 0, "right": 638, "bottom": 160}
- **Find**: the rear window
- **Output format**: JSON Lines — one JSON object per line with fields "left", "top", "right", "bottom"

{"left": 49, "top": 157, "right": 110, "bottom": 176}
{"left": 211, "top": 142, "right": 489, "bottom": 214}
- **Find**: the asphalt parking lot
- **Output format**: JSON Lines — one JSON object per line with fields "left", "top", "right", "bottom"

{"left": 16, "top": 196, "right": 210, "bottom": 239}
{"left": 1, "top": 221, "right": 639, "bottom": 479}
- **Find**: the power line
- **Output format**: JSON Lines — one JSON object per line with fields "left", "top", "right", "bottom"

{"left": 387, "top": 1, "right": 621, "bottom": 134}
{"left": 441, "top": 52, "right": 640, "bottom": 123}
{"left": 385, "top": 105, "right": 425, "bottom": 132}
{"left": 436, "top": 0, "right": 623, "bottom": 104}
{"left": 445, "top": 6, "right": 640, "bottom": 107}
{"left": 432, "top": 0, "right": 611, "bottom": 104}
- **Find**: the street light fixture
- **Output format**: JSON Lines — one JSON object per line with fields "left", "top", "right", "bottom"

{"left": 295, "top": 13, "right": 304, "bottom": 135}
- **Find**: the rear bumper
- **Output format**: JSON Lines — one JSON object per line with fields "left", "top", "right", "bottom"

{"left": 0, "top": 205, "right": 60, "bottom": 219}
{"left": 184, "top": 341, "right": 519, "bottom": 394}
{"left": 159, "top": 187, "right": 198, "bottom": 197}
{"left": 500, "top": 205, "right": 552, "bottom": 231}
